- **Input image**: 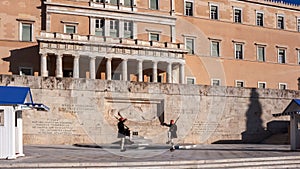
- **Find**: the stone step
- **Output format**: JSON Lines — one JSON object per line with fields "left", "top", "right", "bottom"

{"left": 262, "top": 133, "right": 289, "bottom": 144}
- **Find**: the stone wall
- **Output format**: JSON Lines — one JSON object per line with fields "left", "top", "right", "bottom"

{"left": 0, "top": 75, "right": 295, "bottom": 145}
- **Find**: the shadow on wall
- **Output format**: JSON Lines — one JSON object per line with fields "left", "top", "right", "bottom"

{"left": 2, "top": 45, "right": 40, "bottom": 75}
{"left": 213, "top": 88, "right": 289, "bottom": 144}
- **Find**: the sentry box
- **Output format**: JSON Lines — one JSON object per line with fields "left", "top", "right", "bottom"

{"left": 0, "top": 86, "right": 49, "bottom": 159}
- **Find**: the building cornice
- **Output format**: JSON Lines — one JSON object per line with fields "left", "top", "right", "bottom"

{"left": 44, "top": 2, "right": 176, "bottom": 26}
{"left": 236, "top": 0, "right": 300, "bottom": 11}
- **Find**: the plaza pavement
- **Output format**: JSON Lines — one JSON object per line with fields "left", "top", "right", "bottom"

{"left": 1, "top": 143, "right": 300, "bottom": 168}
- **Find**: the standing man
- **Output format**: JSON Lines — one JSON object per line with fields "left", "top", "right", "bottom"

{"left": 162, "top": 119, "right": 177, "bottom": 145}
{"left": 117, "top": 117, "right": 130, "bottom": 152}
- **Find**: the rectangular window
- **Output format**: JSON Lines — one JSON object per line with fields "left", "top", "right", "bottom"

{"left": 211, "top": 41, "right": 220, "bottom": 57}
{"left": 94, "top": 0, "right": 104, "bottom": 3}
{"left": 258, "top": 82, "right": 266, "bottom": 89}
{"left": 124, "top": 0, "right": 132, "bottom": 6}
{"left": 278, "top": 48, "right": 286, "bottom": 64}
{"left": 210, "top": 5, "right": 219, "bottom": 20}
{"left": 185, "top": 1, "right": 193, "bottom": 16}
{"left": 19, "top": 67, "right": 33, "bottom": 76}
{"left": 21, "top": 23, "right": 32, "bottom": 41}
{"left": 256, "top": 12, "right": 264, "bottom": 26}
{"left": 124, "top": 21, "right": 133, "bottom": 39}
{"left": 212, "top": 79, "right": 220, "bottom": 86}
{"left": 236, "top": 80, "right": 244, "bottom": 87}
{"left": 235, "top": 43, "right": 243, "bottom": 59}
{"left": 150, "top": 33, "right": 159, "bottom": 41}
{"left": 110, "top": 0, "right": 118, "bottom": 5}
{"left": 65, "top": 25, "right": 76, "bottom": 34}
{"left": 0, "top": 110, "right": 4, "bottom": 126}
{"left": 257, "top": 46, "right": 265, "bottom": 62}
{"left": 277, "top": 15, "right": 284, "bottom": 29}
{"left": 186, "top": 38, "right": 195, "bottom": 54}
{"left": 110, "top": 20, "right": 119, "bottom": 38}
{"left": 95, "top": 19, "right": 105, "bottom": 36}
{"left": 279, "top": 83, "right": 287, "bottom": 90}
{"left": 297, "top": 18, "right": 300, "bottom": 32}
{"left": 186, "top": 77, "right": 196, "bottom": 84}
{"left": 234, "top": 8, "right": 242, "bottom": 23}
{"left": 298, "top": 50, "right": 300, "bottom": 65}
{"left": 150, "top": 0, "right": 158, "bottom": 10}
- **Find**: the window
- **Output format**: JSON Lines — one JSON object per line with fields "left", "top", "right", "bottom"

{"left": 211, "top": 79, "right": 220, "bottom": 86}
{"left": 210, "top": 5, "right": 219, "bottom": 20}
{"left": 65, "top": 25, "right": 76, "bottom": 34}
{"left": 19, "top": 67, "right": 33, "bottom": 76}
{"left": 185, "top": 1, "right": 193, "bottom": 16}
{"left": 95, "top": 19, "right": 105, "bottom": 36}
{"left": 279, "top": 83, "right": 287, "bottom": 90}
{"left": 298, "top": 50, "right": 300, "bottom": 65}
{"left": 211, "top": 41, "right": 220, "bottom": 57}
{"left": 150, "top": 33, "right": 159, "bottom": 41}
{"left": 185, "top": 38, "right": 195, "bottom": 54}
{"left": 187, "top": 77, "right": 196, "bottom": 84}
{"left": 150, "top": 0, "right": 158, "bottom": 10}
{"left": 258, "top": 82, "right": 266, "bottom": 89}
{"left": 278, "top": 48, "right": 286, "bottom": 64}
{"left": 256, "top": 12, "right": 264, "bottom": 26}
{"left": 21, "top": 23, "right": 33, "bottom": 41}
{"left": 235, "top": 80, "right": 244, "bottom": 87}
{"left": 234, "top": 8, "right": 242, "bottom": 23}
{"left": 257, "top": 46, "right": 265, "bottom": 62}
{"left": 110, "top": 20, "right": 119, "bottom": 38}
{"left": 124, "top": 0, "right": 132, "bottom": 6}
{"left": 110, "top": 0, "right": 118, "bottom": 5}
{"left": 297, "top": 18, "right": 300, "bottom": 32}
{"left": 0, "top": 110, "right": 3, "bottom": 126}
{"left": 235, "top": 43, "right": 243, "bottom": 59}
{"left": 94, "top": 0, "right": 104, "bottom": 3}
{"left": 277, "top": 15, "right": 284, "bottom": 29}
{"left": 124, "top": 21, "right": 133, "bottom": 39}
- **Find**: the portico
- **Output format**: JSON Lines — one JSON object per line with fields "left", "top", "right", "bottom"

{"left": 37, "top": 32, "right": 187, "bottom": 83}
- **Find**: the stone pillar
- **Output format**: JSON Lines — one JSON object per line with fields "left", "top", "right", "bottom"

{"left": 290, "top": 114, "right": 300, "bottom": 150}
{"left": 119, "top": 20, "right": 124, "bottom": 38}
{"left": 167, "top": 62, "right": 172, "bottom": 83}
{"left": 90, "top": 57, "right": 96, "bottom": 79}
{"left": 122, "top": 58, "right": 128, "bottom": 81}
{"left": 105, "top": 19, "right": 110, "bottom": 37}
{"left": 106, "top": 58, "right": 112, "bottom": 80}
{"left": 171, "top": 0, "right": 175, "bottom": 16}
{"left": 56, "top": 54, "right": 63, "bottom": 78}
{"left": 152, "top": 61, "right": 158, "bottom": 83}
{"left": 180, "top": 63, "right": 185, "bottom": 84}
{"left": 73, "top": 55, "right": 80, "bottom": 78}
{"left": 171, "top": 25, "right": 176, "bottom": 43}
{"left": 138, "top": 60, "right": 143, "bottom": 82}
{"left": 40, "top": 53, "right": 48, "bottom": 77}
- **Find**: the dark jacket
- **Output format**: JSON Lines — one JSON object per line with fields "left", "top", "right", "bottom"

{"left": 163, "top": 123, "right": 178, "bottom": 138}
{"left": 117, "top": 121, "right": 129, "bottom": 138}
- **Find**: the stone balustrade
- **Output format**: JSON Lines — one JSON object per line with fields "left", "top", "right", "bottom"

{"left": 38, "top": 32, "right": 186, "bottom": 51}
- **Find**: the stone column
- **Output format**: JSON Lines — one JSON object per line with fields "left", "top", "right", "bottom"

{"left": 167, "top": 62, "right": 172, "bottom": 83}
{"left": 56, "top": 54, "right": 63, "bottom": 78}
{"left": 171, "top": 25, "right": 176, "bottom": 43}
{"left": 119, "top": 20, "right": 124, "bottom": 38}
{"left": 180, "top": 63, "right": 185, "bottom": 84}
{"left": 105, "top": 19, "right": 110, "bottom": 37}
{"left": 138, "top": 59, "right": 143, "bottom": 82}
{"left": 90, "top": 57, "right": 96, "bottom": 79}
{"left": 106, "top": 58, "right": 112, "bottom": 80}
{"left": 122, "top": 58, "right": 128, "bottom": 81}
{"left": 73, "top": 55, "right": 80, "bottom": 78}
{"left": 40, "top": 53, "right": 48, "bottom": 77}
{"left": 152, "top": 61, "right": 158, "bottom": 83}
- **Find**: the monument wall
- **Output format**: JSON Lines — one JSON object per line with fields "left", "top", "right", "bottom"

{"left": 0, "top": 75, "right": 295, "bottom": 145}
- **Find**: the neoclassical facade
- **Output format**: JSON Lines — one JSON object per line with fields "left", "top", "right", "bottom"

{"left": 1, "top": 0, "right": 300, "bottom": 89}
